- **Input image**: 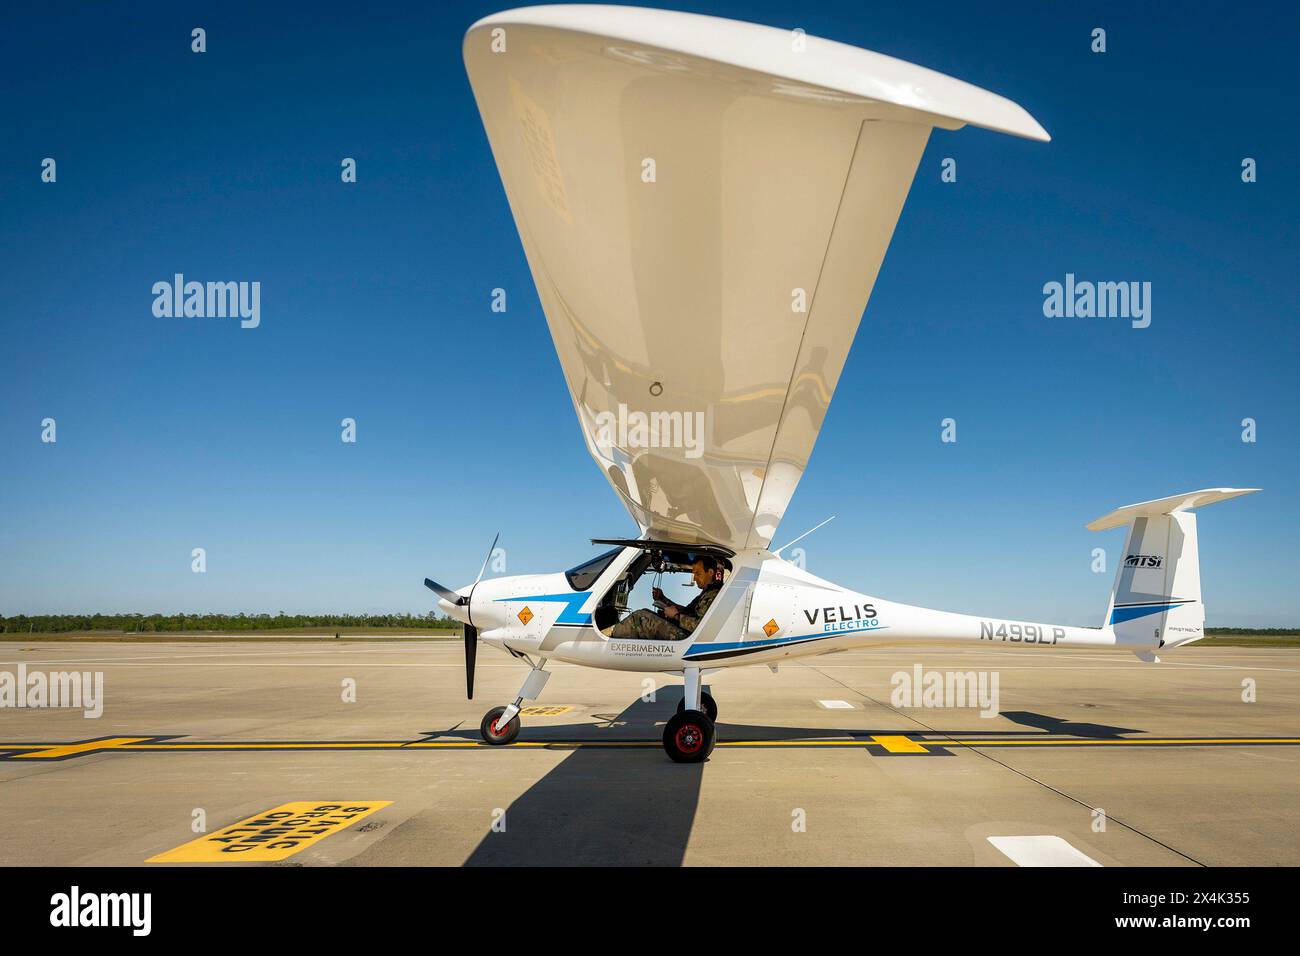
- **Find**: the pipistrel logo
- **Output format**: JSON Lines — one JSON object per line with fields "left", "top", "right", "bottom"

{"left": 49, "top": 886, "right": 151, "bottom": 936}
{"left": 0, "top": 666, "right": 103, "bottom": 718}
{"left": 151, "top": 273, "right": 261, "bottom": 328}
{"left": 1042, "top": 273, "right": 1151, "bottom": 328}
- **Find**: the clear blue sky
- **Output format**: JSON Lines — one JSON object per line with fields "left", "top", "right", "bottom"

{"left": 2, "top": 1, "right": 1296, "bottom": 625}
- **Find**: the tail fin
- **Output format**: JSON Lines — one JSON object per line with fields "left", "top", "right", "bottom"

{"left": 1087, "top": 488, "right": 1259, "bottom": 652}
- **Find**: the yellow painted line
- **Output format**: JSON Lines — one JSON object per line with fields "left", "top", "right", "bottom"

{"left": 147, "top": 801, "right": 390, "bottom": 863}
{"left": 5, "top": 737, "right": 1300, "bottom": 758}
{"left": 520, "top": 705, "right": 573, "bottom": 716}
{"left": 943, "top": 737, "right": 1300, "bottom": 747}
{"left": 7, "top": 737, "right": 157, "bottom": 760}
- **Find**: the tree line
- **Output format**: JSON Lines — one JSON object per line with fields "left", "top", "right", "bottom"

{"left": 0, "top": 613, "right": 462, "bottom": 634}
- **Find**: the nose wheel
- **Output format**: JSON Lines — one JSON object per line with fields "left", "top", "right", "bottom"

{"left": 663, "top": 710, "right": 715, "bottom": 763}
{"left": 676, "top": 690, "right": 717, "bottom": 723}
{"left": 480, "top": 705, "right": 521, "bottom": 745}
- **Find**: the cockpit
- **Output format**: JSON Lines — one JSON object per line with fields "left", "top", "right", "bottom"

{"left": 565, "top": 541, "right": 732, "bottom": 634}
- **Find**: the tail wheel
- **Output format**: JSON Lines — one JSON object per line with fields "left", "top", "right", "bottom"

{"left": 677, "top": 690, "right": 718, "bottom": 723}
{"left": 663, "top": 710, "right": 715, "bottom": 763}
{"left": 480, "top": 705, "right": 520, "bottom": 745}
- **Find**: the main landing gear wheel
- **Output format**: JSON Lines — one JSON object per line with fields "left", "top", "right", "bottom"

{"left": 676, "top": 690, "right": 718, "bottom": 723}
{"left": 663, "top": 710, "right": 715, "bottom": 763}
{"left": 480, "top": 705, "right": 520, "bottom": 745}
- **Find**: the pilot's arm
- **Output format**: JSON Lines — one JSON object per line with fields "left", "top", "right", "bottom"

{"left": 674, "top": 587, "right": 719, "bottom": 634}
{"left": 652, "top": 586, "right": 680, "bottom": 614}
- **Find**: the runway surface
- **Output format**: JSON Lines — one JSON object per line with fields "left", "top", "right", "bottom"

{"left": 1, "top": 640, "right": 1297, "bottom": 866}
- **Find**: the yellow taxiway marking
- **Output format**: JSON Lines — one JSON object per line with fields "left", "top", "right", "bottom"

{"left": 147, "top": 801, "right": 390, "bottom": 863}
{"left": 719, "top": 737, "right": 1300, "bottom": 748}
{"left": 943, "top": 738, "right": 1300, "bottom": 747}
{"left": 4, "top": 736, "right": 1300, "bottom": 760}
{"left": 869, "top": 735, "right": 933, "bottom": 753}
{"left": 6, "top": 737, "right": 157, "bottom": 760}
{"left": 520, "top": 705, "right": 573, "bottom": 716}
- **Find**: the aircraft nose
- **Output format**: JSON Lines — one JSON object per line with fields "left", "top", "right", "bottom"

{"left": 437, "top": 592, "right": 472, "bottom": 624}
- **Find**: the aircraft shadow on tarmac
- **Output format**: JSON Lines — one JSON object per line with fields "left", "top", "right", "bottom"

{"left": 997, "top": 711, "right": 1142, "bottom": 738}
{"left": 427, "top": 700, "right": 1145, "bottom": 748}
{"left": 460, "top": 685, "right": 702, "bottom": 866}
{"left": 441, "top": 692, "right": 1144, "bottom": 866}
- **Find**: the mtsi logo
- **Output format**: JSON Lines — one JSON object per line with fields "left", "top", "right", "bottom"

{"left": 1125, "top": 554, "right": 1163, "bottom": 569}
{"left": 50, "top": 886, "right": 151, "bottom": 936}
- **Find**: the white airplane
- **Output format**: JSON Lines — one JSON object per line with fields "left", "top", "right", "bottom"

{"left": 428, "top": 5, "right": 1259, "bottom": 762}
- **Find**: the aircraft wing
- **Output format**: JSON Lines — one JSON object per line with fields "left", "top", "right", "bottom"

{"left": 464, "top": 5, "right": 1047, "bottom": 550}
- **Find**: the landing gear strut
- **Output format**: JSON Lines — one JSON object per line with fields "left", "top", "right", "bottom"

{"left": 676, "top": 690, "right": 717, "bottom": 723}
{"left": 479, "top": 657, "right": 550, "bottom": 746}
{"left": 663, "top": 666, "right": 716, "bottom": 763}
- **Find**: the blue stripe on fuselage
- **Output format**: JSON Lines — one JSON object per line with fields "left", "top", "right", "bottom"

{"left": 495, "top": 592, "right": 592, "bottom": 625}
{"left": 684, "top": 623, "right": 888, "bottom": 658}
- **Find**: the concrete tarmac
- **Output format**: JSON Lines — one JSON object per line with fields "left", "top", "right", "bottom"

{"left": 1, "top": 640, "right": 1297, "bottom": 866}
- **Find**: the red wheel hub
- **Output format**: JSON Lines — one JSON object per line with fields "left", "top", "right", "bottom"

{"left": 675, "top": 723, "right": 704, "bottom": 754}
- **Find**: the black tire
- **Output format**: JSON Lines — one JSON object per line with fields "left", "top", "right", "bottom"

{"left": 677, "top": 690, "right": 718, "bottom": 723}
{"left": 663, "top": 710, "right": 715, "bottom": 763}
{"left": 480, "top": 705, "right": 520, "bottom": 745}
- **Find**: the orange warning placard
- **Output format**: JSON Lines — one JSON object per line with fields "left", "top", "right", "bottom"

{"left": 147, "top": 801, "right": 390, "bottom": 863}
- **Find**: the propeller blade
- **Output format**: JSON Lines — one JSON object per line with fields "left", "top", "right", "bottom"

{"left": 474, "top": 532, "right": 500, "bottom": 586}
{"left": 464, "top": 624, "right": 478, "bottom": 699}
{"left": 424, "top": 577, "right": 465, "bottom": 605}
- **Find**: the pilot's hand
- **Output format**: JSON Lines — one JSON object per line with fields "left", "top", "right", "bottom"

{"left": 662, "top": 605, "right": 679, "bottom": 620}
{"left": 651, "top": 586, "right": 666, "bottom": 603}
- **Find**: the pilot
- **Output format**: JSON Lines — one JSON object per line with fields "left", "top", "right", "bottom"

{"left": 607, "top": 555, "right": 723, "bottom": 641}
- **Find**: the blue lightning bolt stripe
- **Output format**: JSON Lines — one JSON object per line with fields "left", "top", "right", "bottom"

{"left": 495, "top": 592, "right": 592, "bottom": 625}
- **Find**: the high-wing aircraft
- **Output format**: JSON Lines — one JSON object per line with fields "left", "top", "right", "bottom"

{"left": 429, "top": 5, "right": 1259, "bottom": 762}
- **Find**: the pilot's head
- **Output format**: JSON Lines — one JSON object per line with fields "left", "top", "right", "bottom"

{"left": 691, "top": 556, "right": 718, "bottom": 590}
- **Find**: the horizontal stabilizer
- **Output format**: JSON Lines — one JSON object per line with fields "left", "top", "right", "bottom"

{"left": 1086, "top": 488, "right": 1259, "bottom": 532}
{"left": 1094, "top": 487, "right": 1258, "bottom": 651}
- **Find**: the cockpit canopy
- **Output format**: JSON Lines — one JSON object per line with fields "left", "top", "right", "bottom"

{"left": 566, "top": 539, "right": 734, "bottom": 592}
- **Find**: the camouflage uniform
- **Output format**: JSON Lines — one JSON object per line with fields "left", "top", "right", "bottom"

{"left": 609, "top": 583, "right": 721, "bottom": 641}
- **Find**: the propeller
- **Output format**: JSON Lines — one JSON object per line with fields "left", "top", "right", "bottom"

{"left": 474, "top": 532, "right": 500, "bottom": 588}
{"left": 423, "top": 532, "right": 500, "bottom": 701}
{"left": 461, "top": 532, "right": 499, "bottom": 700}
{"left": 463, "top": 624, "right": 478, "bottom": 698}
{"left": 423, "top": 578, "right": 465, "bottom": 605}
